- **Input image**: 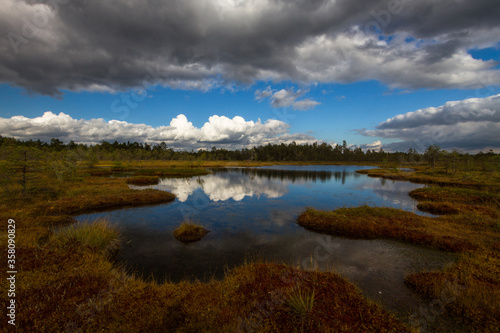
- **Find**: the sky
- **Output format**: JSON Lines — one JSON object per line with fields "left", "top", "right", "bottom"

{"left": 0, "top": 0, "right": 499, "bottom": 152}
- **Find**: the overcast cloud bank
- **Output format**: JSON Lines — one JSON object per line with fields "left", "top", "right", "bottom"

{"left": 1, "top": 0, "right": 500, "bottom": 96}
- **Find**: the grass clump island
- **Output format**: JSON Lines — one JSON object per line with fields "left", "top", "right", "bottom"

{"left": 173, "top": 221, "right": 210, "bottom": 243}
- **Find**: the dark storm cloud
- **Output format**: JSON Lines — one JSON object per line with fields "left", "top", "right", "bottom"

{"left": 1, "top": 0, "right": 500, "bottom": 95}
{"left": 383, "top": 0, "right": 500, "bottom": 39}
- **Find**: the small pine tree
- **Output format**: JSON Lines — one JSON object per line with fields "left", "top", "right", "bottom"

{"left": 0, "top": 146, "right": 44, "bottom": 196}
{"left": 424, "top": 144, "right": 441, "bottom": 170}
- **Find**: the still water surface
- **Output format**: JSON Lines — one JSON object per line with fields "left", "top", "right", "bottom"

{"left": 76, "top": 165, "right": 455, "bottom": 315}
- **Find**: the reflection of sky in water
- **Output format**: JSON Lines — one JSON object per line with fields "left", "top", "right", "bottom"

{"left": 130, "top": 165, "right": 422, "bottom": 212}
{"left": 150, "top": 171, "right": 288, "bottom": 202}
{"left": 77, "top": 165, "right": 453, "bottom": 316}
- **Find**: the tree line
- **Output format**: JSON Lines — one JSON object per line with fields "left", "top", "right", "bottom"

{"left": 1, "top": 136, "right": 498, "bottom": 165}
{"left": 1, "top": 136, "right": 498, "bottom": 198}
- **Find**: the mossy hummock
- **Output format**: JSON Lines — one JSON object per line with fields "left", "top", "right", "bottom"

{"left": 173, "top": 222, "right": 210, "bottom": 243}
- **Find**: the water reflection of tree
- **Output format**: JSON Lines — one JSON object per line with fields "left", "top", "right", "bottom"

{"left": 196, "top": 176, "right": 205, "bottom": 190}
{"left": 214, "top": 168, "right": 362, "bottom": 184}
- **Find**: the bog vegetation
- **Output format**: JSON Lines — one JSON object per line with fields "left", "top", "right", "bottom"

{"left": 298, "top": 167, "right": 500, "bottom": 332}
{"left": 0, "top": 135, "right": 498, "bottom": 332}
{"left": 173, "top": 221, "right": 210, "bottom": 243}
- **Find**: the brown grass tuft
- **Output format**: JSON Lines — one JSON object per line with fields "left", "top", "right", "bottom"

{"left": 50, "top": 218, "right": 121, "bottom": 255}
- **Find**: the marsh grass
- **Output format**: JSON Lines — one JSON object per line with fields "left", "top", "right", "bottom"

{"left": 84, "top": 162, "right": 211, "bottom": 178}
{"left": 416, "top": 202, "right": 460, "bottom": 215}
{"left": 357, "top": 166, "right": 500, "bottom": 191}
{"left": 51, "top": 219, "right": 121, "bottom": 255}
{"left": 125, "top": 176, "right": 160, "bottom": 185}
{"left": 286, "top": 286, "right": 315, "bottom": 316}
{"left": 1, "top": 160, "right": 497, "bottom": 332}
{"left": 298, "top": 206, "right": 476, "bottom": 252}
{"left": 173, "top": 221, "right": 210, "bottom": 243}
{"left": 33, "top": 189, "right": 176, "bottom": 216}
{"left": 134, "top": 168, "right": 210, "bottom": 178}
{"left": 87, "top": 169, "right": 113, "bottom": 176}
{"left": 297, "top": 167, "right": 500, "bottom": 331}
{"left": 410, "top": 186, "right": 500, "bottom": 218}
{"left": 216, "top": 262, "right": 410, "bottom": 332}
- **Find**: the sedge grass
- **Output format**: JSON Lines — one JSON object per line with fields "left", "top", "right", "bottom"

{"left": 51, "top": 218, "right": 121, "bottom": 254}
{"left": 286, "top": 286, "right": 315, "bottom": 316}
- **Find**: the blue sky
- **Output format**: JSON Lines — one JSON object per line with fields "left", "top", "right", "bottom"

{"left": 1, "top": 0, "right": 499, "bottom": 152}
{"left": 1, "top": 80, "right": 492, "bottom": 145}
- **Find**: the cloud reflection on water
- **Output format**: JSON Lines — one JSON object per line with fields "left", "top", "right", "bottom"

{"left": 142, "top": 167, "right": 369, "bottom": 202}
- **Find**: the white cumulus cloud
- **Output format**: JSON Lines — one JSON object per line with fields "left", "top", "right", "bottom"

{"left": 0, "top": 111, "right": 317, "bottom": 149}
{"left": 360, "top": 140, "right": 383, "bottom": 151}
{"left": 360, "top": 94, "right": 500, "bottom": 152}
{"left": 255, "top": 87, "right": 320, "bottom": 110}
{"left": 293, "top": 28, "right": 500, "bottom": 90}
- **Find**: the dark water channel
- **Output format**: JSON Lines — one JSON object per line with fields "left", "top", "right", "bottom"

{"left": 76, "top": 165, "right": 456, "bottom": 318}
